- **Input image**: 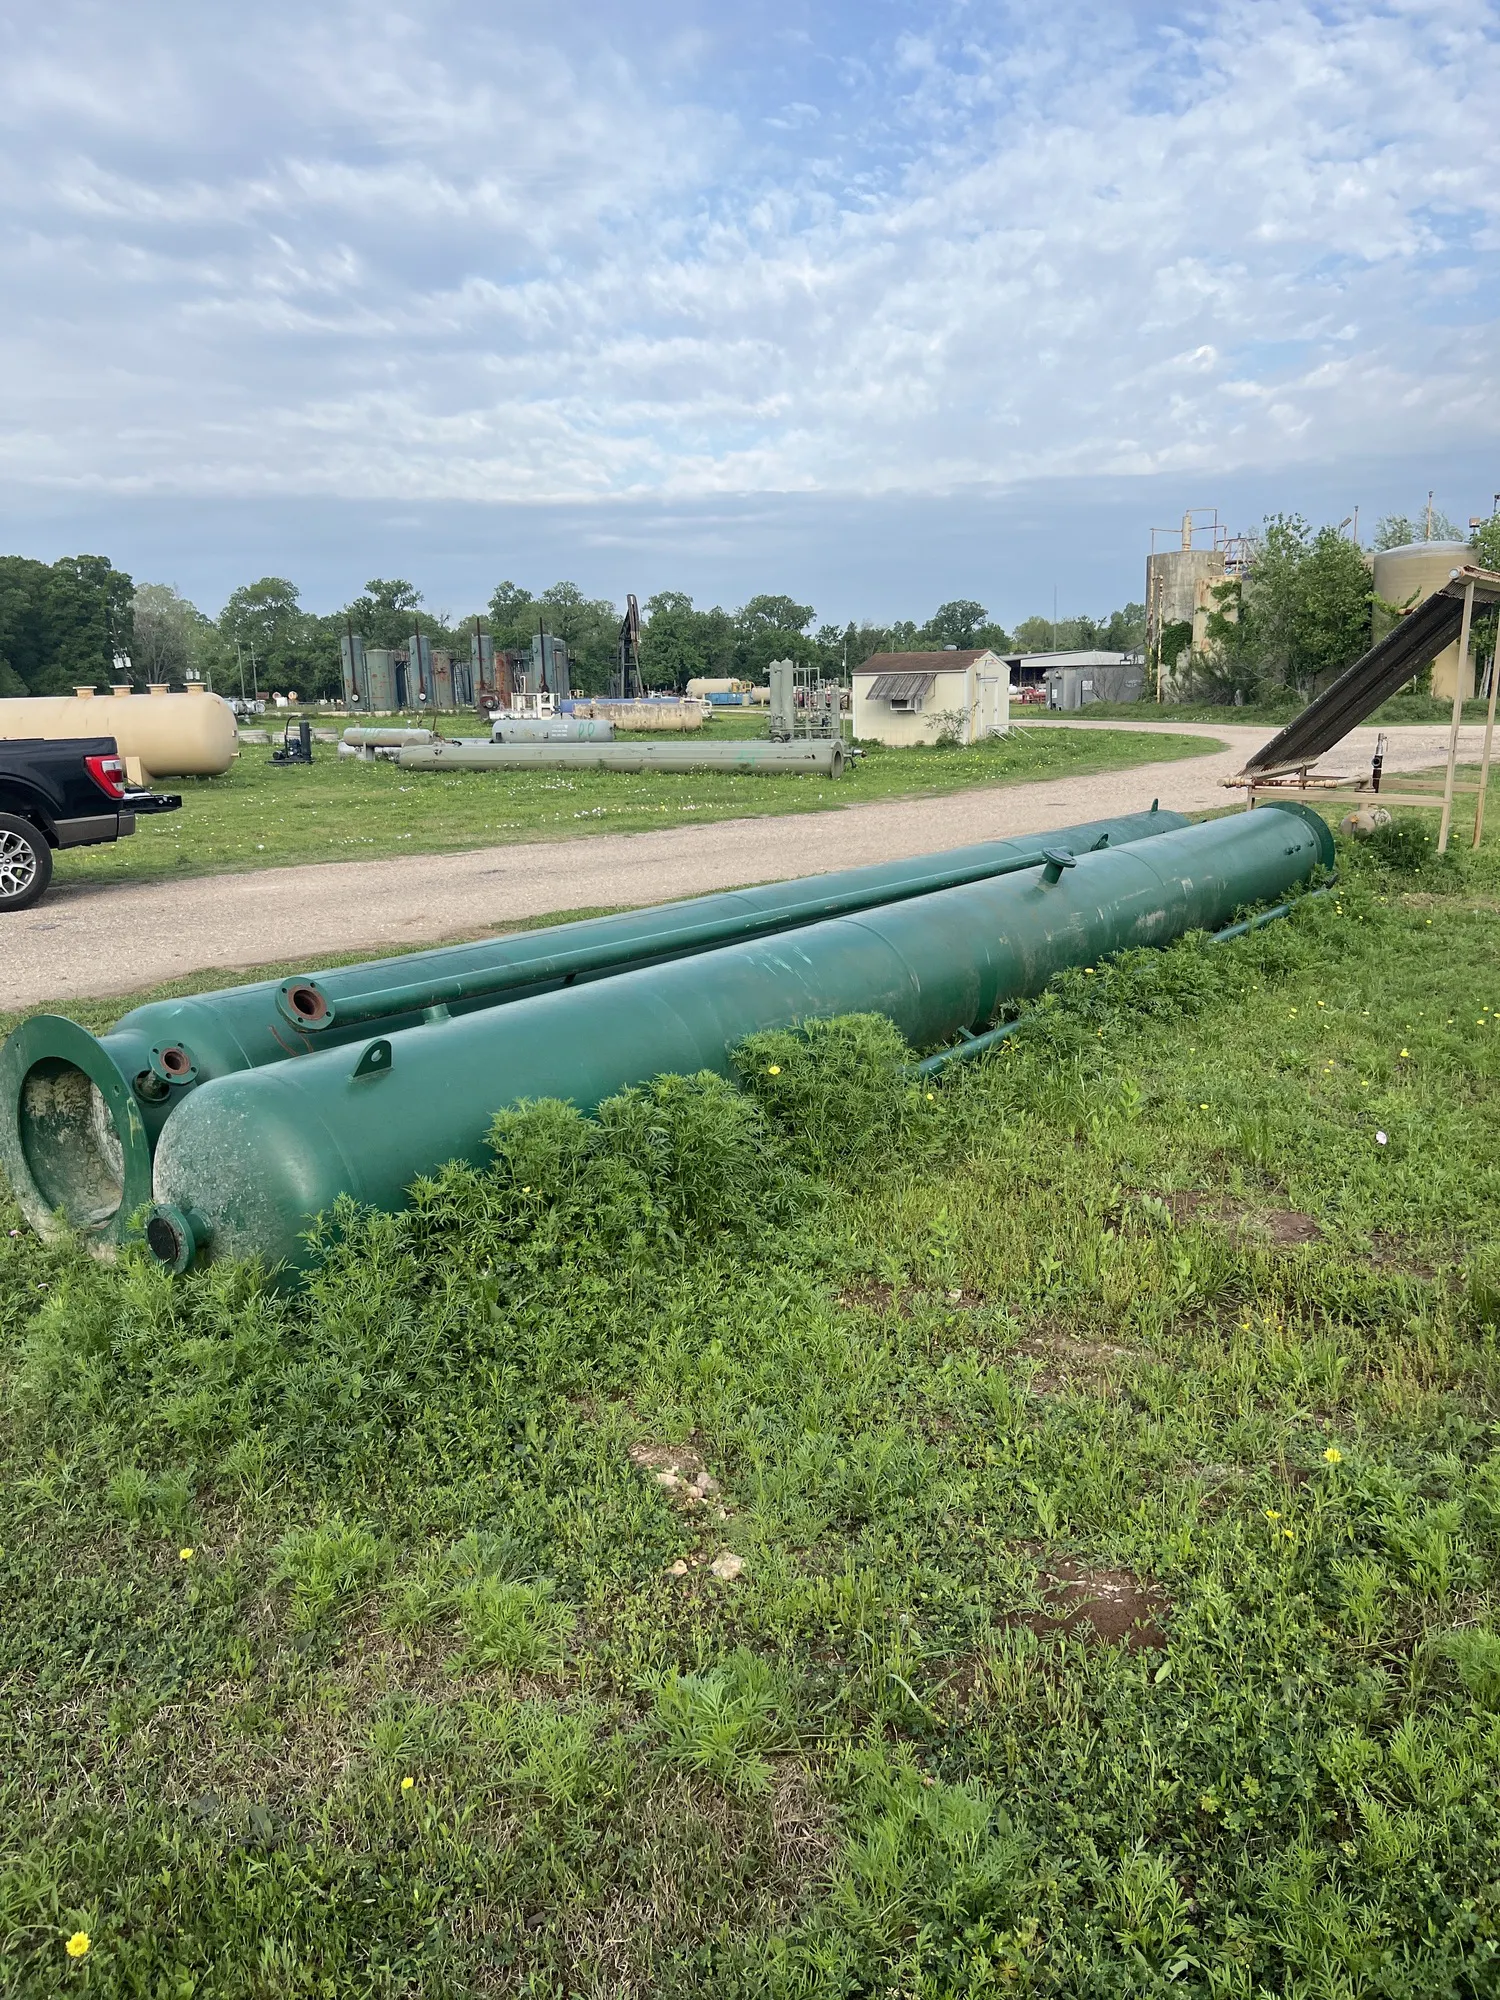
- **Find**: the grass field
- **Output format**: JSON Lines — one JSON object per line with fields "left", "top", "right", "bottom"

{"left": 52, "top": 723, "right": 1216, "bottom": 887}
{"left": 5, "top": 817, "right": 1500, "bottom": 1993}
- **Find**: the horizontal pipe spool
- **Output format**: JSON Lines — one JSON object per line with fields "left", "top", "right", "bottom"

{"left": 145, "top": 805, "right": 1332, "bottom": 1275}
{"left": 0, "top": 809, "right": 1185, "bottom": 1248}
{"left": 395, "top": 739, "right": 848, "bottom": 776}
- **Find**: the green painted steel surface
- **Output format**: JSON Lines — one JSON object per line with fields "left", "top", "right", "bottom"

{"left": 0, "top": 808, "right": 1185, "bottom": 1250}
{"left": 147, "top": 805, "right": 1332, "bottom": 1274}
{"left": 396, "top": 738, "right": 847, "bottom": 775}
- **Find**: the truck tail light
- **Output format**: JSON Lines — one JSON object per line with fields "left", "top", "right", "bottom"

{"left": 85, "top": 753, "right": 127, "bottom": 801}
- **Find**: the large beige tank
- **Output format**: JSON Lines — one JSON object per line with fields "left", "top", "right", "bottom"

{"left": 569, "top": 698, "right": 707, "bottom": 731}
{"left": 0, "top": 684, "right": 239, "bottom": 784}
{"left": 685, "top": 677, "right": 749, "bottom": 696}
{"left": 1371, "top": 542, "right": 1475, "bottom": 700}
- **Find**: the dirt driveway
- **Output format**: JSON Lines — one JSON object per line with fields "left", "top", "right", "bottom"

{"left": 2, "top": 720, "right": 1481, "bottom": 1010}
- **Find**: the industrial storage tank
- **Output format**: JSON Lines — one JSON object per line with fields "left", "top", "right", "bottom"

{"left": 686, "top": 678, "right": 750, "bottom": 696}
{"left": 1371, "top": 542, "right": 1476, "bottom": 700}
{"left": 0, "top": 683, "right": 238, "bottom": 784}
{"left": 362, "top": 649, "right": 398, "bottom": 709}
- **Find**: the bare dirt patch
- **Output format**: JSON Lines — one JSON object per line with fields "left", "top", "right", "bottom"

{"left": 1167, "top": 1189, "right": 1321, "bottom": 1248}
{"left": 1368, "top": 1230, "right": 1439, "bottom": 1280}
{"left": 629, "top": 1441, "right": 726, "bottom": 1515}
{"left": 1024, "top": 1561, "right": 1170, "bottom": 1650}
{"left": 1015, "top": 1327, "right": 1144, "bottom": 1396}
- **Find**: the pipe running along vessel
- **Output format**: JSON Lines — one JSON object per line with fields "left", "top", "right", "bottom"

{"left": 0, "top": 810, "right": 1187, "bottom": 1253}
{"left": 133, "top": 804, "right": 1331, "bottom": 1275}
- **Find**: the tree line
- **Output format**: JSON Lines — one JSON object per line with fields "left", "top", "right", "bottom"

{"left": 0, "top": 561, "right": 1147, "bottom": 701}
{"left": 1, "top": 502, "right": 1493, "bottom": 703}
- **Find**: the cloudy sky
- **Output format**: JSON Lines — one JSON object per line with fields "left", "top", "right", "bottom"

{"left": 1, "top": 0, "right": 1497, "bottom": 622}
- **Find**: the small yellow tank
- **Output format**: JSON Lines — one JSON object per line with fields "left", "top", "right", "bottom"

{"left": 0, "top": 684, "right": 239, "bottom": 785}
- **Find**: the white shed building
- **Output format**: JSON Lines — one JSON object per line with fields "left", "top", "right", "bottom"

{"left": 852, "top": 650, "right": 1009, "bottom": 747}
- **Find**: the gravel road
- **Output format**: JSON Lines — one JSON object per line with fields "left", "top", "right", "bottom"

{"left": 3, "top": 720, "right": 1484, "bottom": 1010}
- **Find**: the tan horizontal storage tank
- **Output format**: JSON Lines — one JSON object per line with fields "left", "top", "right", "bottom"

{"left": 0, "top": 684, "right": 239, "bottom": 784}
{"left": 571, "top": 699, "right": 707, "bottom": 731}
{"left": 685, "top": 677, "right": 749, "bottom": 696}
{"left": 1371, "top": 542, "right": 1475, "bottom": 701}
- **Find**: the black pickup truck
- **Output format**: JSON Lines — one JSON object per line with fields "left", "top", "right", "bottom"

{"left": 0, "top": 737, "right": 180, "bottom": 912}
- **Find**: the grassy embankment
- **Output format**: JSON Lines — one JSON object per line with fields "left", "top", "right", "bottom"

{"left": 4, "top": 819, "right": 1500, "bottom": 1992}
{"left": 52, "top": 723, "right": 1216, "bottom": 887}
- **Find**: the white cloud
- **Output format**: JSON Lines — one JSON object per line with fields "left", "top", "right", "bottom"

{"left": 0, "top": 0, "right": 1495, "bottom": 502}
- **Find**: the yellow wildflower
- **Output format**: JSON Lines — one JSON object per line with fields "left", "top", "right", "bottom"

{"left": 66, "top": 1934, "right": 91, "bottom": 1959}
{"left": 1264, "top": 1508, "right": 1281, "bottom": 1522}
{"left": 1399, "top": 1049, "right": 1409, "bottom": 1059}
{"left": 766, "top": 1065, "right": 781, "bottom": 1076}
{"left": 1323, "top": 1447, "right": 1342, "bottom": 1465}
{"left": 178, "top": 1547, "right": 194, "bottom": 1562}
{"left": 401, "top": 1776, "right": 415, "bottom": 1792}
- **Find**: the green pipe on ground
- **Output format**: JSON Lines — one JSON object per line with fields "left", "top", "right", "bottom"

{"left": 396, "top": 738, "right": 848, "bottom": 776}
{"left": 0, "top": 808, "right": 1185, "bottom": 1252}
{"left": 140, "top": 804, "right": 1332, "bottom": 1276}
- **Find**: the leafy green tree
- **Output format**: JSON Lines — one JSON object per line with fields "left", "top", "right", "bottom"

{"left": 1469, "top": 513, "right": 1500, "bottom": 686}
{"left": 726, "top": 594, "right": 816, "bottom": 681}
{"left": 220, "top": 577, "right": 302, "bottom": 659}
{"left": 486, "top": 581, "right": 535, "bottom": 643}
{"left": 220, "top": 577, "right": 341, "bottom": 698}
{"left": 640, "top": 592, "right": 734, "bottom": 689}
{"left": 345, "top": 578, "right": 425, "bottom": 650}
{"left": 1198, "top": 514, "right": 1369, "bottom": 702}
{"left": 841, "top": 620, "right": 923, "bottom": 667}
{"left": 1470, "top": 511, "right": 1500, "bottom": 572}
{"left": 131, "top": 583, "right": 231, "bottom": 686}
{"left": 0, "top": 552, "right": 135, "bottom": 695}
{"left": 536, "top": 582, "right": 620, "bottom": 692}
{"left": 737, "top": 594, "right": 814, "bottom": 636}
{"left": 921, "top": 600, "right": 989, "bottom": 647}
{"left": 1011, "top": 615, "right": 1057, "bottom": 653}
{"left": 1297, "top": 526, "right": 1372, "bottom": 686}
{"left": 1102, "top": 603, "right": 1147, "bottom": 653}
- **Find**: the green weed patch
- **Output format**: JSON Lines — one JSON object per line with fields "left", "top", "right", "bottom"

{"left": 3, "top": 821, "right": 1500, "bottom": 1993}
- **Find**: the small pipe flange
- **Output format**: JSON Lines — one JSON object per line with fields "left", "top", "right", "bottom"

{"left": 144, "top": 1203, "right": 206, "bottom": 1274}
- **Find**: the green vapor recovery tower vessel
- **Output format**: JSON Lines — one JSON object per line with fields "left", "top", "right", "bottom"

{"left": 0, "top": 808, "right": 1185, "bottom": 1255}
{"left": 129, "top": 805, "right": 1331, "bottom": 1276}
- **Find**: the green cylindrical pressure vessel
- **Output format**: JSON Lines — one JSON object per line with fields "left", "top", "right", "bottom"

{"left": 146, "top": 805, "right": 1331, "bottom": 1275}
{"left": 0, "top": 808, "right": 1185, "bottom": 1250}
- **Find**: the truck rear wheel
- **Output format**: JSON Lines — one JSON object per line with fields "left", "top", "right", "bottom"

{"left": 0, "top": 814, "right": 52, "bottom": 912}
